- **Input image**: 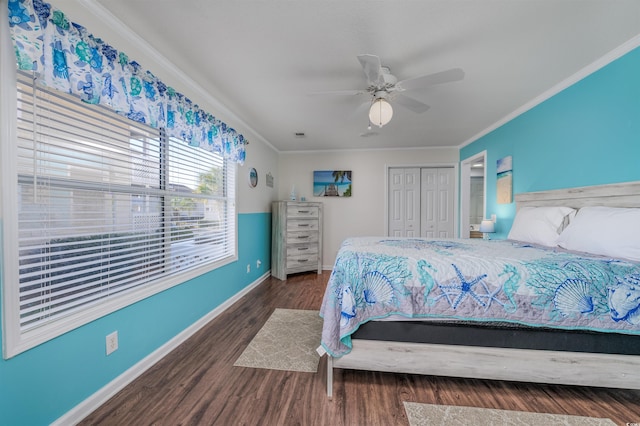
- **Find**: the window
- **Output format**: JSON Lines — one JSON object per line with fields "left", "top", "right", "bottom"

{"left": 2, "top": 71, "right": 237, "bottom": 358}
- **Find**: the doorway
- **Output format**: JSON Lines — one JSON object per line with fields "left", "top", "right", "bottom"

{"left": 460, "top": 151, "right": 487, "bottom": 238}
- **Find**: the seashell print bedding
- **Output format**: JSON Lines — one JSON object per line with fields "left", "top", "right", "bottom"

{"left": 319, "top": 237, "right": 640, "bottom": 357}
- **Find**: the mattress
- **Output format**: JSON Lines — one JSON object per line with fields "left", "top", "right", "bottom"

{"left": 351, "top": 319, "right": 640, "bottom": 355}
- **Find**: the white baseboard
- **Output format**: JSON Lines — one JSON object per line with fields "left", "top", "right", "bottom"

{"left": 53, "top": 271, "right": 271, "bottom": 426}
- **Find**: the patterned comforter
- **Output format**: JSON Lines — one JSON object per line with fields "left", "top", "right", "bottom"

{"left": 320, "top": 237, "right": 640, "bottom": 357}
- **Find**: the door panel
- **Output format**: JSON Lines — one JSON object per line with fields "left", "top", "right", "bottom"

{"left": 420, "top": 168, "right": 437, "bottom": 238}
{"left": 389, "top": 169, "right": 404, "bottom": 237}
{"left": 389, "top": 167, "right": 454, "bottom": 238}
{"left": 388, "top": 168, "right": 420, "bottom": 237}
{"left": 436, "top": 168, "right": 454, "bottom": 237}
{"left": 405, "top": 169, "right": 420, "bottom": 237}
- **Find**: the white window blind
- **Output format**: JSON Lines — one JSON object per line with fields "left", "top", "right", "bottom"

{"left": 6, "top": 71, "right": 236, "bottom": 355}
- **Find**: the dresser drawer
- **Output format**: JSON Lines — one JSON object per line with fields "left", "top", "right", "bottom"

{"left": 286, "top": 253, "right": 319, "bottom": 270}
{"left": 287, "top": 219, "right": 319, "bottom": 232}
{"left": 287, "top": 244, "right": 318, "bottom": 257}
{"left": 285, "top": 231, "right": 319, "bottom": 245}
{"left": 287, "top": 205, "right": 319, "bottom": 219}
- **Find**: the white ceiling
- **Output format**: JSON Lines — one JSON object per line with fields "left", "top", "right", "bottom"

{"left": 89, "top": 0, "right": 640, "bottom": 152}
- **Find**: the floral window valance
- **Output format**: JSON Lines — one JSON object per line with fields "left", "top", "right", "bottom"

{"left": 7, "top": 0, "right": 246, "bottom": 164}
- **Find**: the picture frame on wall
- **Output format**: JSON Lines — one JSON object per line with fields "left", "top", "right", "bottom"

{"left": 496, "top": 156, "right": 513, "bottom": 204}
{"left": 313, "top": 170, "right": 352, "bottom": 197}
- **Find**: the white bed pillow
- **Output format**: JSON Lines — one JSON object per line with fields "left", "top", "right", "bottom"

{"left": 557, "top": 206, "right": 640, "bottom": 261}
{"left": 507, "top": 206, "right": 576, "bottom": 247}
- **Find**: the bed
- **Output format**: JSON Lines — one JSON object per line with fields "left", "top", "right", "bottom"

{"left": 319, "top": 181, "right": 640, "bottom": 397}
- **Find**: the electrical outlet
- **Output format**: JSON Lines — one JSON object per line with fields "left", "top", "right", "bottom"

{"left": 256, "top": 259, "right": 262, "bottom": 268}
{"left": 246, "top": 264, "right": 251, "bottom": 273}
{"left": 106, "top": 331, "right": 118, "bottom": 355}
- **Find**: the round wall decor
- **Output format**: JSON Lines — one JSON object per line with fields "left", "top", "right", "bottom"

{"left": 248, "top": 167, "right": 258, "bottom": 188}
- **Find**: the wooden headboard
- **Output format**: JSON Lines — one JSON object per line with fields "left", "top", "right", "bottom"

{"left": 515, "top": 181, "right": 640, "bottom": 210}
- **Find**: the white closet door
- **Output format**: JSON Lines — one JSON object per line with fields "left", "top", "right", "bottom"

{"left": 389, "top": 167, "right": 454, "bottom": 238}
{"left": 420, "top": 168, "right": 438, "bottom": 238}
{"left": 420, "top": 168, "right": 455, "bottom": 238}
{"left": 435, "top": 168, "right": 455, "bottom": 237}
{"left": 388, "top": 168, "right": 420, "bottom": 237}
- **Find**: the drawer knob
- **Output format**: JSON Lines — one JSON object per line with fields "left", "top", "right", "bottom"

{"left": 298, "top": 247, "right": 309, "bottom": 251}
{"left": 298, "top": 223, "right": 310, "bottom": 227}
{"left": 298, "top": 259, "right": 309, "bottom": 263}
{"left": 297, "top": 235, "right": 310, "bottom": 239}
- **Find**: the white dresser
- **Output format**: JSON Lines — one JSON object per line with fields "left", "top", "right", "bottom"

{"left": 271, "top": 201, "right": 323, "bottom": 280}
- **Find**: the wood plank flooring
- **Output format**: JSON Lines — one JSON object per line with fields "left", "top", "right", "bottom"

{"left": 81, "top": 271, "right": 640, "bottom": 425}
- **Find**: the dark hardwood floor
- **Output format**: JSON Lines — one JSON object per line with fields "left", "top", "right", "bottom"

{"left": 81, "top": 271, "right": 640, "bottom": 425}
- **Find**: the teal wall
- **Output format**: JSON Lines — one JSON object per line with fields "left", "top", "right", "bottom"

{"left": 461, "top": 46, "right": 640, "bottom": 239}
{"left": 0, "top": 212, "right": 271, "bottom": 425}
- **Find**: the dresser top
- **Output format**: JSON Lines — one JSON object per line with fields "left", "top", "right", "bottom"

{"left": 275, "top": 200, "right": 322, "bottom": 206}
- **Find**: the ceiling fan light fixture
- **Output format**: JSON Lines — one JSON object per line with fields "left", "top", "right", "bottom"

{"left": 369, "top": 98, "right": 393, "bottom": 128}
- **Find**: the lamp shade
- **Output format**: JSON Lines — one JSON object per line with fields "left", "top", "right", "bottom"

{"left": 479, "top": 219, "right": 495, "bottom": 233}
{"left": 369, "top": 98, "right": 393, "bottom": 128}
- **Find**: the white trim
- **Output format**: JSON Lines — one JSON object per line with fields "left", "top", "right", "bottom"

{"left": 0, "top": 0, "right": 21, "bottom": 359}
{"left": 76, "top": 0, "right": 276, "bottom": 153}
{"left": 52, "top": 271, "right": 271, "bottom": 426}
{"left": 281, "top": 146, "right": 457, "bottom": 155}
{"left": 458, "top": 34, "right": 640, "bottom": 150}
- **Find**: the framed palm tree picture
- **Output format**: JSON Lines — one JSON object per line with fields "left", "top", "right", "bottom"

{"left": 313, "top": 170, "right": 352, "bottom": 197}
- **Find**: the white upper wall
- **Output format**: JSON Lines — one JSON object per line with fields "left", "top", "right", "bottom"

{"left": 278, "top": 147, "right": 458, "bottom": 267}
{"left": 238, "top": 142, "right": 279, "bottom": 213}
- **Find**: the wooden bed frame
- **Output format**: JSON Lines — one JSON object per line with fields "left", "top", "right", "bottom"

{"left": 325, "top": 181, "right": 640, "bottom": 397}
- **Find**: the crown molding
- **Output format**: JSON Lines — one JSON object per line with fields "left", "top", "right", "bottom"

{"left": 76, "top": 0, "right": 277, "bottom": 152}
{"left": 458, "top": 33, "right": 640, "bottom": 150}
{"left": 279, "top": 144, "right": 458, "bottom": 155}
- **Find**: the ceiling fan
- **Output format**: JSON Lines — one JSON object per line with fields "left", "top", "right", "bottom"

{"left": 311, "top": 54, "right": 464, "bottom": 128}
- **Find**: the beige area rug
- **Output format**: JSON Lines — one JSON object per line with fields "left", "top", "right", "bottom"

{"left": 404, "top": 402, "right": 616, "bottom": 426}
{"left": 233, "top": 308, "right": 323, "bottom": 373}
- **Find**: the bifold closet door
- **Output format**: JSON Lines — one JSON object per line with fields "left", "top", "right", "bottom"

{"left": 388, "top": 168, "right": 420, "bottom": 237}
{"left": 387, "top": 167, "right": 454, "bottom": 238}
{"left": 421, "top": 168, "right": 454, "bottom": 238}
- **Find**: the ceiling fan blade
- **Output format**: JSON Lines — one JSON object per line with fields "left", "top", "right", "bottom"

{"left": 394, "top": 94, "right": 430, "bottom": 114}
{"left": 307, "top": 89, "right": 367, "bottom": 97}
{"left": 396, "top": 68, "right": 464, "bottom": 92}
{"left": 351, "top": 99, "right": 372, "bottom": 119}
{"left": 360, "top": 131, "right": 379, "bottom": 138}
{"left": 357, "top": 54, "right": 384, "bottom": 86}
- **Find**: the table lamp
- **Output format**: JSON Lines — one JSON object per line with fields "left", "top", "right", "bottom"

{"left": 479, "top": 219, "right": 495, "bottom": 240}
